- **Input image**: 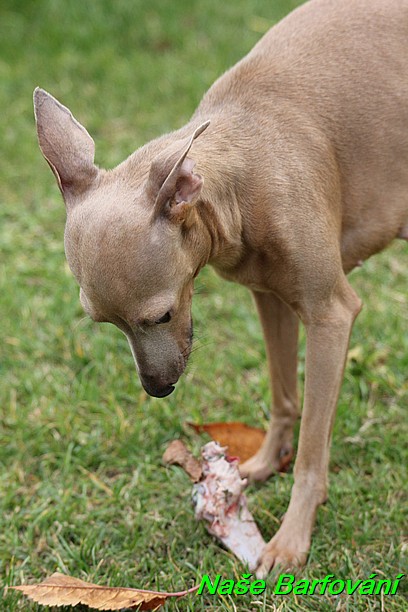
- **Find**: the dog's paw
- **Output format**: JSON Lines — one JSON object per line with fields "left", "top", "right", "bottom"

{"left": 255, "top": 531, "right": 309, "bottom": 578}
{"left": 239, "top": 445, "right": 293, "bottom": 482}
{"left": 239, "top": 455, "right": 275, "bottom": 482}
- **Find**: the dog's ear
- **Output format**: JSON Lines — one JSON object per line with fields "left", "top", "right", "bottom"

{"left": 149, "top": 120, "right": 210, "bottom": 224}
{"left": 33, "top": 88, "right": 98, "bottom": 202}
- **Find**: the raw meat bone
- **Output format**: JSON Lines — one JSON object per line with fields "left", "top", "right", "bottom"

{"left": 192, "top": 442, "right": 266, "bottom": 570}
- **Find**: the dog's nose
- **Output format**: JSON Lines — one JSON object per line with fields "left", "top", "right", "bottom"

{"left": 140, "top": 375, "right": 176, "bottom": 398}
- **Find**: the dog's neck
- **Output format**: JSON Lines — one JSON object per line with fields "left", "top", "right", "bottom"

{"left": 186, "top": 115, "right": 248, "bottom": 272}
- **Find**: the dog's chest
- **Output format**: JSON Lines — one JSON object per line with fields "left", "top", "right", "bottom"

{"left": 212, "top": 248, "right": 295, "bottom": 299}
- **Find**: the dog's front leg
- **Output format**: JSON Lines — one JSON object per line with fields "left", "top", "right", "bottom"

{"left": 256, "top": 277, "right": 361, "bottom": 576}
{"left": 240, "top": 291, "right": 299, "bottom": 481}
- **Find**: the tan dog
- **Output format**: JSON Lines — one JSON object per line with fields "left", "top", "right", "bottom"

{"left": 34, "top": 0, "right": 408, "bottom": 576}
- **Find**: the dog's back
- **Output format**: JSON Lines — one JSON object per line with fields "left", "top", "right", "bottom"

{"left": 197, "top": 0, "right": 408, "bottom": 269}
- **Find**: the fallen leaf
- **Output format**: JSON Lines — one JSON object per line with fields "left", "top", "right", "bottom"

{"left": 11, "top": 572, "right": 198, "bottom": 611}
{"left": 162, "top": 440, "right": 202, "bottom": 482}
{"left": 188, "top": 422, "right": 266, "bottom": 463}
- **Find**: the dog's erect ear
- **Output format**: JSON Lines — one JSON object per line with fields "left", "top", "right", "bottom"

{"left": 33, "top": 88, "right": 98, "bottom": 201}
{"left": 149, "top": 120, "right": 210, "bottom": 224}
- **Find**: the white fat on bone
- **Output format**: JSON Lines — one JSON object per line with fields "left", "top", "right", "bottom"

{"left": 192, "top": 442, "right": 266, "bottom": 570}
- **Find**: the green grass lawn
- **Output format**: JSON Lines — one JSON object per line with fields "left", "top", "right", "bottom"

{"left": 0, "top": 0, "right": 407, "bottom": 610}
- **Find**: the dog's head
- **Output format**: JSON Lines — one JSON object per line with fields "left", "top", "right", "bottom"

{"left": 34, "top": 88, "right": 210, "bottom": 397}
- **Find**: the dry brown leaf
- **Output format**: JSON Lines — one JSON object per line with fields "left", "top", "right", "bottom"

{"left": 11, "top": 572, "right": 198, "bottom": 611}
{"left": 162, "top": 440, "right": 202, "bottom": 482}
{"left": 188, "top": 421, "right": 266, "bottom": 463}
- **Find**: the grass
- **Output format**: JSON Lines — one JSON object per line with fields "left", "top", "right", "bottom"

{"left": 0, "top": 0, "right": 407, "bottom": 610}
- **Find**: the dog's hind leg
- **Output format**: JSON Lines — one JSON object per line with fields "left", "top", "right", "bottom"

{"left": 240, "top": 291, "right": 299, "bottom": 482}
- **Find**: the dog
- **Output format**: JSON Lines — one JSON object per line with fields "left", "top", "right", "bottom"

{"left": 34, "top": 0, "right": 408, "bottom": 576}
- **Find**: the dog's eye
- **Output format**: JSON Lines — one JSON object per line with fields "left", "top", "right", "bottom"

{"left": 155, "top": 311, "right": 171, "bottom": 324}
